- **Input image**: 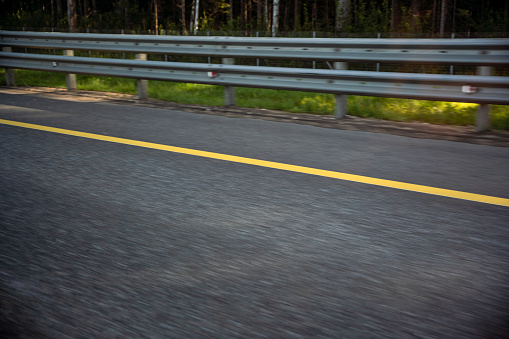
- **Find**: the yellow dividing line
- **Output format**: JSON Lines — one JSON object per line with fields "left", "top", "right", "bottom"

{"left": 1, "top": 118, "right": 508, "bottom": 207}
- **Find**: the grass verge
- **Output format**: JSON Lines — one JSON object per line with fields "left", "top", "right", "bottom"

{"left": 2, "top": 69, "right": 509, "bottom": 130}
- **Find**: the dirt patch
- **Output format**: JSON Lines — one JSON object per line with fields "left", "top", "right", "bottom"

{"left": 2, "top": 86, "right": 509, "bottom": 147}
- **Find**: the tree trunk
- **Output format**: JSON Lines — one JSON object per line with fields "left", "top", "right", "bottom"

{"left": 431, "top": 0, "right": 436, "bottom": 36}
{"left": 193, "top": 0, "right": 200, "bottom": 34}
{"left": 182, "top": 0, "right": 186, "bottom": 34}
{"left": 411, "top": 0, "right": 420, "bottom": 32}
{"left": 83, "top": 0, "right": 89, "bottom": 17}
{"left": 272, "top": 0, "right": 279, "bottom": 37}
{"left": 265, "top": 0, "right": 269, "bottom": 31}
{"left": 57, "top": 0, "right": 62, "bottom": 15}
{"left": 67, "top": 0, "right": 77, "bottom": 32}
{"left": 504, "top": 1, "right": 509, "bottom": 25}
{"left": 51, "top": 0, "right": 55, "bottom": 26}
{"left": 155, "top": 0, "right": 159, "bottom": 34}
{"left": 245, "top": 0, "right": 249, "bottom": 30}
{"left": 294, "top": 0, "right": 299, "bottom": 31}
{"left": 123, "top": 0, "right": 129, "bottom": 30}
{"left": 189, "top": 0, "right": 194, "bottom": 33}
{"left": 241, "top": 0, "right": 246, "bottom": 31}
{"left": 451, "top": 0, "right": 456, "bottom": 34}
{"left": 257, "top": 0, "right": 262, "bottom": 28}
{"left": 353, "top": 0, "right": 358, "bottom": 27}
{"left": 439, "top": 0, "right": 447, "bottom": 37}
{"left": 391, "top": 0, "right": 399, "bottom": 34}
{"left": 325, "top": 0, "right": 329, "bottom": 32}
{"left": 279, "top": 2, "right": 290, "bottom": 29}
{"left": 336, "top": 0, "right": 350, "bottom": 33}
{"left": 312, "top": 0, "right": 317, "bottom": 30}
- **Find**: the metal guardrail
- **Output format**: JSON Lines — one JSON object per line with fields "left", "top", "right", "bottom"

{"left": 1, "top": 30, "right": 509, "bottom": 131}
{"left": 1, "top": 52, "right": 507, "bottom": 105}
{"left": 1, "top": 31, "right": 509, "bottom": 65}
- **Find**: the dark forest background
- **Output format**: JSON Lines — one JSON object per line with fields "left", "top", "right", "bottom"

{"left": 1, "top": 0, "right": 508, "bottom": 37}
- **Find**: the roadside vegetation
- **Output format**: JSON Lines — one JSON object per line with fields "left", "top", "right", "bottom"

{"left": 2, "top": 69, "right": 508, "bottom": 130}
{"left": 2, "top": 1, "right": 508, "bottom": 130}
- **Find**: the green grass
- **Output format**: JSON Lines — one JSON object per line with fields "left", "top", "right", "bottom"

{"left": 78, "top": 75, "right": 138, "bottom": 94}
{"left": 2, "top": 69, "right": 509, "bottom": 130}
{"left": 4, "top": 69, "right": 68, "bottom": 88}
{"left": 149, "top": 81, "right": 224, "bottom": 106}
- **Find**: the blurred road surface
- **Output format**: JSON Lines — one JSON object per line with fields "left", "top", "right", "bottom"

{"left": 1, "top": 89, "right": 508, "bottom": 338}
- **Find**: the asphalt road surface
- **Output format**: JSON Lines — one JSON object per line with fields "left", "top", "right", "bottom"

{"left": 1, "top": 89, "right": 509, "bottom": 339}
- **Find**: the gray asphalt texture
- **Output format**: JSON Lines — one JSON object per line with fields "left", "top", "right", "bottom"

{"left": 1, "top": 89, "right": 509, "bottom": 339}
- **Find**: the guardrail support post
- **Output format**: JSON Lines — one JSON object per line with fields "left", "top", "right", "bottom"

{"left": 135, "top": 54, "right": 149, "bottom": 99}
{"left": 476, "top": 66, "right": 492, "bottom": 132}
{"left": 334, "top": 62, "right": 348, "bottom": 119}
{"left": 222, "top": 58, "right": 236, "bottom": 106}
{"left": 63, "top": 50, "right": 77, "bottom": 90}
{"left": 2, "top": 47, "right": 15, "bottom": 86}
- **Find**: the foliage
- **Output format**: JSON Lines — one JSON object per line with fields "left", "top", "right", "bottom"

{"left": 0, "top": 0, "right": 508, "bottom": 36}
{"left": 1, "top": 2, "right": 508, "bottom": 130}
